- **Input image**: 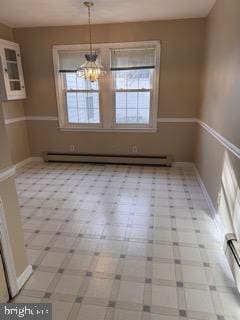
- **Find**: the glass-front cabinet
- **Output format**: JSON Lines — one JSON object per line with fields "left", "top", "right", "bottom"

{"left": 0, "top": 39, "right": 26, "bottom": 100}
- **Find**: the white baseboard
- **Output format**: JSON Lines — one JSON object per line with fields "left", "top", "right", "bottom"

{"left": 193, "top": 164, "right": 225, "bottom": 242}
{"left": 15, "top": 157, "right": 43, "bottom": 170}
{"left": 169, "top": 161, "right": 224, "bottom": 240}
{"left": 17, "top": 265, "right": 32, "bottom": 291}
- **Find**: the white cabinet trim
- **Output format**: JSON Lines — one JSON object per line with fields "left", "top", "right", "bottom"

{"left": 0, "top": 38, "right": 26, "bottom": 100}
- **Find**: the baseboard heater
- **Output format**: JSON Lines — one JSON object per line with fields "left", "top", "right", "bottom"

{"left": 42, "top": 152, "right": 172, "bottom": 166}
{"left": 224, "top": 234, "right": 240, "bottom": 293}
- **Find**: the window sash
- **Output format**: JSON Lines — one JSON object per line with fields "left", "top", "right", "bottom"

{"left": 62, "top": 72, "right": 101, "bottom": 126}
{"left": 64, "top": 89, "right": 101, "bottom": 125}
{"left": 111, "top": 66, "right": 154, "bottom": 127}
{"left": 113, "top": 90, "right": 153, "bottom": 127}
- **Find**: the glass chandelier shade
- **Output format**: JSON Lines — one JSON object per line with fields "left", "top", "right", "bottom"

{"left": 76, "top": 53, "right": 104, "bottom": 82}
{"left": 77, "top": 2, "right": 105, "bottom": 82}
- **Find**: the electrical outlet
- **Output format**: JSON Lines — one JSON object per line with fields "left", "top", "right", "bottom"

{"left": 69, "top": 145, "right": 75, "bottom": 152}
{"left": 132, "top": 146, "right": 138, "bottom": 153}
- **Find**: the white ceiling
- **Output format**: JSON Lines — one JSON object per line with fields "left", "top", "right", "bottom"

{"left": 0, "top": 0, "right": 216, "bottom": 28}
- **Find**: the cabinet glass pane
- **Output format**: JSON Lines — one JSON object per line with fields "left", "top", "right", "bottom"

{"left": 7, "top": 62, "right": 20, "bottom": 80}
{"left": 4, "top": 48, "right": 17, "bottom": 62}
{"left": 10, "top": 81, "right": 21, "bottom": 91}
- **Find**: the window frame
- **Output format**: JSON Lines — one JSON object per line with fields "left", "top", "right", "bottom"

{"left": 53, "top": 41, "right": 161, "bottom": 132}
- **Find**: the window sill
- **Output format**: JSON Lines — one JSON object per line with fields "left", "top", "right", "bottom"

{"left": 58, "top": 126, "right": 158, "bottom": 133}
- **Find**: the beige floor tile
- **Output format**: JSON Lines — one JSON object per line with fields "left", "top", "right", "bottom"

{"left": 77, "top": 304, "right": 107, "bottom": 320}
{"left": 153, "top": 230, "right": 173, "bottom": 242}
{"left": 127, "top": 243, "right": 148, "bottom": 257}
{"left": 179, "top": 247, "right": 202, "bottom": 262}
{"left": 67, "top": 254, "right": 92, "bottom": 271}
{"left": 41, "top": 221, "right": 62, "bottom": 232}
{"left": 101, "top": 240, "right": 123, "bottom": 254}
{"left": 175, "top": 219, "right": 194, "bottom": 229}
{"left": 25, "top": 271, "right": 55, "bottom": 291}
{"left": 95, "top": 257, "right": 119, "bottom": 273}
{"left": 177, "top": 231, "right": 198, "bottom": 244}
{"left": 152, "top": 262, "right": 176, "bottom": 281}
{"left": 152, "top": 285, "right": 178, "bottom": 309}
{"left": 151, "top": 314, "right": 178, "bottom": 320}
{"left": 219, "top": 292, "right": 240, "bottom": 317}
{"left": 182, "top": 265, "right": 207, "bottom": 284}
{"left": 30, "top": 234, "right": 53, "bottom": 247}
{"left": 123, "top": 259, "right": 146, "bottom": 277}
{"left": 41, "top": 252, "right": 66, "bottom": 268}
{"left": 52, "top": 236, "right": 76, "bottom": 249}
{"left": 153, "top": 244, "right": 174, "bottom": 259}
{"left": 114, "top": 309, "right": 142, "bottom": 320}
{"left": 154, "top": 217, "right": 172, "bottom": 228}
{"left": 54, "top": 274, "right": 84, "bottom": 295}
{"left": 76, "top": 239, "right": 98, "bottom": 251}
{"left": 27, "top": 249, "right": 42, "bottom": 264}
{"left": 85, "top": 278, "right": 113, "bottom": 299}
{"left": 52, "top": 301, "right": 73, "bottom": 320}
{"left": 185, "top": 288, "right": 214, "bottom": 313}
{"left": 118, "top": 281, "right": 144, "bottom": 304}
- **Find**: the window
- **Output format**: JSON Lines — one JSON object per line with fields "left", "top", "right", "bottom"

{"left": 53, "top": 41, "right": 160, "bottom": 131}
{"left": 111, "top": 48, "right": 155, "bottom": 126}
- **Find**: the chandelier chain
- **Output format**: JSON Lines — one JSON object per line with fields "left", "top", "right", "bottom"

{"left": 87, "top": 5, "right": 93, "bottom": 55}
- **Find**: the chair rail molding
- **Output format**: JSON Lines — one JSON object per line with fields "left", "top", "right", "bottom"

{"left": 197, "top": 120, "right": 240, "bottom": 159}
{"left": 157, "top": 117, "right": 197, "bottom": 123}
{"left": 0, "top": 166, "right": 16, "bottom": 183}
{"left": 4, "top": 116, "right": 58, "bottom": 125}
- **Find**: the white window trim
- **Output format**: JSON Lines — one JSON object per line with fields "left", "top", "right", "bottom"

{"left": 52, "top": 41, "right": 161, "bottom": 132}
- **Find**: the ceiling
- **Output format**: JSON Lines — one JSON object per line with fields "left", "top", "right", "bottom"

{"left": 0, "top": 0, "right": 216, "bottom": 28}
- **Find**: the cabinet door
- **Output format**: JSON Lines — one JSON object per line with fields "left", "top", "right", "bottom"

{"left": 1, "top": 42, "right": 26, "bottom": 100}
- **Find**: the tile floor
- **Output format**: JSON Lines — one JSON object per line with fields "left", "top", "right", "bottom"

{"left": 13, "top": 162, "right": 240, "bottom": 320}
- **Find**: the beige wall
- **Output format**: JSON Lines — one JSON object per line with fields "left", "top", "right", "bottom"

{"left": 14, "top": 19, "right": 205, "bottom": 161}
{"left": 28, "top": 121, "right": 197, "bottom": 161}
{"left": 0, "top": 23, "right": 13, "bottom": 41}
{"left": 5, "top": 121, "right": 31, "bottom": 164}
{"left": 0, "top": 105, "right": 11, "bottom": 170}
{"left": 195, "top": 0, "right": 240, "bottom": 238}
{"left": 0, "top": 23, "right": 31, "bottom": 164}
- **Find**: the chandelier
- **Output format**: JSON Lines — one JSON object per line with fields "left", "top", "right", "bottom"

{"left": 76, "top": 1, "right": 105, "bottom": 82}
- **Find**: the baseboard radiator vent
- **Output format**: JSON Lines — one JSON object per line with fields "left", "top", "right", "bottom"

{"left": 42, "top": 152, "right": 172, "bottom": 166}
{"left": 224, "top": 234, "right": 240, "bottom": 293}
